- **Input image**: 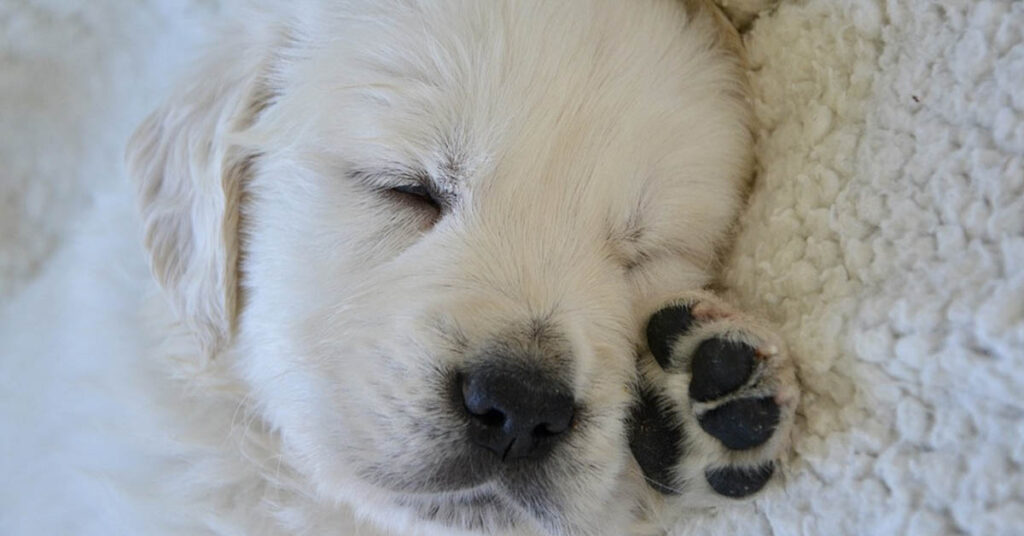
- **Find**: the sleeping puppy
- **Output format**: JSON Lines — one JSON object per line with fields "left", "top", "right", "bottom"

{"left": 124, "top": 0, "right": 797, "bottom": 534}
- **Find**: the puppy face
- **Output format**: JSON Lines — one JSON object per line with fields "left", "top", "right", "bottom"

{"left": 128, "top": 1, "right": 751, "bottom": 534}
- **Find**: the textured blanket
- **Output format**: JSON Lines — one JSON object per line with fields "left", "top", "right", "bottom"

{"left": 712, "top": 1, "right": 1024, "bottom": 534}
{"left": 2, "top": 1, "right": 1021, "bottom": 535}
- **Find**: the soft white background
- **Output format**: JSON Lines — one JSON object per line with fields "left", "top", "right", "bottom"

{"left": 1, "top": 1, "right": 1021, "bottom": 534}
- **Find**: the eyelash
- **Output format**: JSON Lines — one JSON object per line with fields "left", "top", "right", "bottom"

{"left": 389, "top": 182, "right": 441, "bottom": 211}
{"left": 348, "top": 168, "right": 445, "bottom": 212}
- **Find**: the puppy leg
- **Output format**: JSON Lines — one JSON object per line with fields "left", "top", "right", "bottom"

{"left": 629, "top": 290, "right": 799, "bottom": 499}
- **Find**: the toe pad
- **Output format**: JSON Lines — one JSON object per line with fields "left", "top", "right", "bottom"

{"left": 698, "top": 397, "right": 780, "bottom": 450}
{"left": 705, "top": 462, "right": 775, "bottom": 498}
{"left": 689, "top": 338, "right": 756, "bottom": 402}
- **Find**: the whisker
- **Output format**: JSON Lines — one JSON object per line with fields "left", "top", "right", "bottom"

{"left": 641, "top": 474, "right": 688, "bottom": 496}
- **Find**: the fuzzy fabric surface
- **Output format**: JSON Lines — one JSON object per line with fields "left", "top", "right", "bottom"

{"left": 0, "top": 0, "right": 215, "bottom": 298}
{"left": 2, "top": 1, "right": 1022, "bottom": 535}
{"left": 709, "top": 1, "right": 1024, "bottom": 534}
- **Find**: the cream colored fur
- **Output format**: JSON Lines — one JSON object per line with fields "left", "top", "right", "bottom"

{"left": 3, "top": 1, "right": 779, "bottom": 535}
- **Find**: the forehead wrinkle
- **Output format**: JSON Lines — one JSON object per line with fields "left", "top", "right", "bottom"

{"left": 622, "top": 194, "right": 648, "bottom": 245}
{"left": 427, "top": 137, "right": 468, "bottom": 191}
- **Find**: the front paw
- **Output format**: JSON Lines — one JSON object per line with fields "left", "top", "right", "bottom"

{"left": 629, "top": 291, "right": 798, "bottom": 499}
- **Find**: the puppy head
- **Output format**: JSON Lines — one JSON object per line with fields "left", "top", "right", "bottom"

{"left": 127, "top": 1, "right": 751, "bottom": 534}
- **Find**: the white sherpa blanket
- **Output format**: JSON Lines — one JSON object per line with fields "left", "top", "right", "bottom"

{"left": 1, "top": 1, "right": 1022, "bottom": 535}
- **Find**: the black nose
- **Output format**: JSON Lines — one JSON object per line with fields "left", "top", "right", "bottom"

{"left": 460, "top": 365, "right": 575, "bottom": 460}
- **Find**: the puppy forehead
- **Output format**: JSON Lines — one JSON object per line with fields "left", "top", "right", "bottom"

{"left": 256, "top": 0, "right": 747, "bottom": 259}
{"left": 284, "top": 2, "right": 708, "bottom": 175}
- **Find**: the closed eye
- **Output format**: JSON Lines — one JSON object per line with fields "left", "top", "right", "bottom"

{"left": 388, "top": 182, "right": 442, "bottom": 212}
{"left": 348, "top": 167, "right": 447, "bottom": 215}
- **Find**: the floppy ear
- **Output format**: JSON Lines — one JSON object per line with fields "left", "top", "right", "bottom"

{"left": 126, "top": 40, "right": 270, "bottom": 356}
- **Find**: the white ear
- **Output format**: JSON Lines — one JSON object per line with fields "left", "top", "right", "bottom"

{"left": 126, "top": 39, "right": 269, "bottom": 356}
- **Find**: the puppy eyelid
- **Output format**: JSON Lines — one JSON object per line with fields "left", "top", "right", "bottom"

{"left": 386, "top": 177, "right": 444, "bottom": 212}
{"left": 348, "top": 167, "right": 431, "bottom": 189}
{"left": 390, "top": 182, "right": 440, "bottom": 208}
{"left": 348, "top": 167, "right": 450, "bottom": 212}
{"left": 391, "top": 183, "right": 431, "bottom": 197}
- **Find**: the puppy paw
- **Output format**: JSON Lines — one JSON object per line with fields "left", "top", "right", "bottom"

{"left": 630, "top": 291, "right": 798, "bottom": 500}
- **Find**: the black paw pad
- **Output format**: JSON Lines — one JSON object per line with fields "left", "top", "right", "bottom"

{"left": 646, "top": 304, "right": 697, "bottom": 369}
{"left": 689, "top": 338, "right": 756, "bottom": 402}
{"left": 628, "top": 386, "right": 686, "bottom": 495}
{"left": 698, "top": 397, "right": 780, "bottom": 450}
{"left": 705, "top": 462, "right": 775, "bottom": 498}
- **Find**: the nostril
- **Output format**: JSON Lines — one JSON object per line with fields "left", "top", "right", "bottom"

{"left": 458, "top": 364, "right": 576, "bottom": 460}
{"left": 461, "top": 374, "right": 511, "bottom": 429}
{"left": 473, "top": 408, "right": 507, "bottom": 428}
{"left": 461, "top": 372, "right": 504, "bottom": 424}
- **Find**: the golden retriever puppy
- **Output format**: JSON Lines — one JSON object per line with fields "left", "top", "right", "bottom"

{"left": 3, "top": 1, "right": 796, "bottom": 535}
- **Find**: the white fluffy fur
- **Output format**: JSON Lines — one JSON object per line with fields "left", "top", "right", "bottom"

{"left": 1, "top": 1, "right": 766, "bottom": 535}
